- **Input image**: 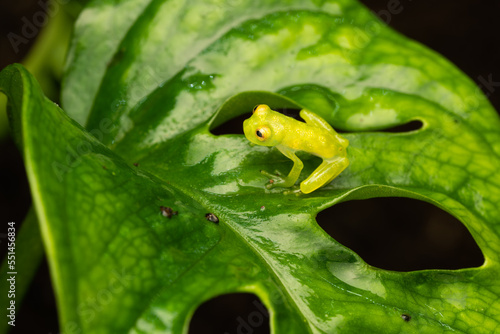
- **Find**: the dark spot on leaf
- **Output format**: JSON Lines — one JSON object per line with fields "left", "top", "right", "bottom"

{"left": 102, "top": 165, "right": 107, "bottom": 170}
{"left": 133, "top": 162, "right": 139, "bottom": 167}
{"left": 205, "top": 213, "right": 219, "bottom": 223}
{"left": 401, "top": 314, "right": 411, "bottom": 322}
{"left": 160, "top": 206, "right": 177, "bottom": 218}
{"left": 379, "top": 120, "right": 423, "bottom": 133}
{"left": 316, "top": 197, "right": 484, "bottom": 271}
{"left": 189, "top": 293, "right": 270, "bottom": 334}
{"left": 107, "top": 47, "right": 126, "bottom": 68}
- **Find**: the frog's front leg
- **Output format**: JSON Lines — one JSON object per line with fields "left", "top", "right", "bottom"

{"left": 299, "top": 156, "right": 349, "bottom": 194}
{"left": 261, "top": 146, "right": 303, "bottom": 189}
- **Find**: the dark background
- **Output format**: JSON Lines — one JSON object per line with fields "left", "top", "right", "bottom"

{"left": 1, "top": 0, "right": 499, "bottom": 333}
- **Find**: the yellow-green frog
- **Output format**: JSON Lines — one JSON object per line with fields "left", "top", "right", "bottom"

{"left": 243, "top": 104, "right": 349, "bottom": 194}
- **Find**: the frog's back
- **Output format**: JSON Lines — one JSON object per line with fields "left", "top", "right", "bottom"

{"left": 281, "top": 121, "right": 343, "bottom": 159}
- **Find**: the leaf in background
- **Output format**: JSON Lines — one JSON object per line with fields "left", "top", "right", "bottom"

{"left": 4, "top": 0, "right": 500, "bottom": 333}
{"left": 0, "top": 210, "right": 43, "bottom": 334}
{"left": 0, "top": 0, "right": 87, "bottom": 139}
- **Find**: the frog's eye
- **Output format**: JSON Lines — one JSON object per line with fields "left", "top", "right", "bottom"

{"left": 255, "top": 127, "right": 270, "bottom": 141}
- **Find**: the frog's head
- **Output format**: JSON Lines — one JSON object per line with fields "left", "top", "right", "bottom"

{"left": 243, "top": 104, "right": 285, "bottom": 147}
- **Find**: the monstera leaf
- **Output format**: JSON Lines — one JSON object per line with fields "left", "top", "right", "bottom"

{"left": 2, "top": 0, "right": 500, "bottom": 333}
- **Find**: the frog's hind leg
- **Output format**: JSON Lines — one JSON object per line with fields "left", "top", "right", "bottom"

{"left": 299, "top": 157, "right": 349, "bottom": 194}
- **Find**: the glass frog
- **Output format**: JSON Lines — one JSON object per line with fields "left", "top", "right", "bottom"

{"left": 243, "top": 104, "right": 349, "bottom": 194}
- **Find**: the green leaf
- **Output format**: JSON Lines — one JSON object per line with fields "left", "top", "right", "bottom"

{"left": 4, "top": 0, "right": 500, "bottom": 333}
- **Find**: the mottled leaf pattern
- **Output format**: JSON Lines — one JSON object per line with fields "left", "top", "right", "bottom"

{"left": 2, "top": 0, "right": 500, "bottom": 333}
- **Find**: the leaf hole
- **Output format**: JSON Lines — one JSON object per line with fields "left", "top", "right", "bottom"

{"left": 210, "top": 113, "right": 249, "bottom": 135}
{"left": 401, "top": 314, "right": 411, "bottom": 322}
{"left": 210, "top": 108, "right": 303, "bottom": 135}
{"left": 316, "top": 197, "right": 484, "bottom": 271}
{"left": 189, "top": 293, "right": 270, "bottom": 334}
{"left": 378, "top": 120, "right": 423, "bottom": 133}
{"left": 208, "top": 91, "right": 301, "bottom": 134}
